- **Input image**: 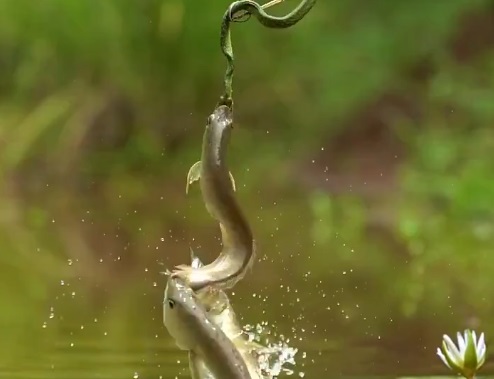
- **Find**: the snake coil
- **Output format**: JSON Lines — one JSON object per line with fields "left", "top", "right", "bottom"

{"left": 218, "top": 0, "right": 317, "bottom": 108}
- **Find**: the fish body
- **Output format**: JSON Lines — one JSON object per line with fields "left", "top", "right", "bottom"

{"left": 188, "top": 251, "right": 269, "bottom": 379}
{"left": 171, "top": 105, "right": 255, "bottom": 291}
{"left": 163, "top": 276, "right": 251, "bottom": 379}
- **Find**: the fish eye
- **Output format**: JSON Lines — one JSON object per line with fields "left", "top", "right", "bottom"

{"left": 167, "top": 299, "right": 175, "bottom": 309}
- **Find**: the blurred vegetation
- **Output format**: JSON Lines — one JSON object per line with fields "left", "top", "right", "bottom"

{"left": 1, "top": 0, "right": 494, "bottom": 377}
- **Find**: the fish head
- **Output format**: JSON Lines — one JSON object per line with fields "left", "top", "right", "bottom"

{"left": 163, "top": 276, "right": 207, "bottom": 350}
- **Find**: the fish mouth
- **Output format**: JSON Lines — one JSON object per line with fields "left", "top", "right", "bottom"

{"left": 212, "top": 105, "right": 233, "bottom": 126}
{"left": 165, "top": 276, "right": 194, "bottom": 301}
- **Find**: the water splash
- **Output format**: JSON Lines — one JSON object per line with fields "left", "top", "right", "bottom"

{"left": 243, "top": 322, "right": 303, "bottom": 378}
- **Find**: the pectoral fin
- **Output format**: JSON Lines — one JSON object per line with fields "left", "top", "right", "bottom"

{"left": 186, "top": 161, "right": 202, "bottom": 194}
{"left": 186, "top": 161, "right": 236, "bottom": 193}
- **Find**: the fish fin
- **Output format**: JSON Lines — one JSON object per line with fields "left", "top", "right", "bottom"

{"left": 189, "top": 247, "right": 204, "bottom": 269}
{"left": 188, "top": 351, "right": 206, "bottom": 379}
{"left": 170, "top": 264, "right": 195, "bottom": 282}
{"left": 173, "top": 264, "right": 192, "bottom": 272}
{"left": 186, "top": 161, "right": 202, "bottom": 194}
{"left": 229, "top": 171, "right": 236, "bottom": 192}
{"left": 159, "top": 268, "right": 172, "bottom": 276}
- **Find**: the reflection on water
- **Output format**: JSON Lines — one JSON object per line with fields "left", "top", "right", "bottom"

{"left": 1, "top": 246, "right": 493, "bottom": 378}
{"left": 2, "top": 275, "right": 491, "bottom": 379}
{"left": 1, "top": 330, "right": 492, "bottom": 379}
{"left": 1, "top": 185, "right": 493, "bottom": 378}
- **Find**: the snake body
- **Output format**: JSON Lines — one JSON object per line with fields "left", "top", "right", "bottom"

{"left": 219, "top": 0, "right": 317, "bottom": 106}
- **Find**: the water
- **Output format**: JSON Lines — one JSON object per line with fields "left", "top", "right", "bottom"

{"left": 0, "top": 335, "right": 450, "bottom": 378}
{"left": 1, "top": 335, "right": 490, "bottom": 378}
{"left": 1, "top": 185, "right": 492, "bottom": 378}
{"left": 2, "top": 267, "right": 490, "bottom": 379}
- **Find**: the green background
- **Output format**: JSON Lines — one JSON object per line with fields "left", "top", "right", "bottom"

{"left": 0, "top": 0, "right": 493, "bottom": 377}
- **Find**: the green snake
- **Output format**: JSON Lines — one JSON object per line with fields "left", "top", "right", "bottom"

{"left": 218, "top": 0, "right": 317, "bottom": 107}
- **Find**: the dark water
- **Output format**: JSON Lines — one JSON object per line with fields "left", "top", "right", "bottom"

{"left": 1, "top": 266, "right": 488, "bottom": 379}
{"left": 1, "top": 181, "right": 492, "bottom": 378}
{"left": 0, "top": 334, "right": 456, "bottom": 379}
{"left": 1, "top": 331, "right": 491, "bottom": 379}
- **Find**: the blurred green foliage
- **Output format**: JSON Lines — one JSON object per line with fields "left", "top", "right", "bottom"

{"left": 1, "top": 0, "right": 494, "bottom": 377}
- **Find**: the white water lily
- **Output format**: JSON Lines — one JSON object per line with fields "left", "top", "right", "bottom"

{"left": 437, "top": 330, "right": 486, "bottom": 379}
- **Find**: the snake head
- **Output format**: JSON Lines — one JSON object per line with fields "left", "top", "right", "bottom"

{"left": 217, "top": 95, "right": 233, "bottom": 110}
{"left": 231, "top": 10, "right": 251, "bottom": 23}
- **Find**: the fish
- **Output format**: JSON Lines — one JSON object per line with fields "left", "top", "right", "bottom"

{"left": 171, "top": 104, "right": 255, "bottom": 292}
{"left": 186, "top": 249, "right": 271, "bottom": 379}
{"left": 163, "top": 275, "right": 251, "bottom": 379}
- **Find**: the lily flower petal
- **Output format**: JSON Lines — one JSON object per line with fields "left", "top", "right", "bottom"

{"left": 437, "top": 348, "right": 451, "bottom": 368}
{"left": 437, "top": 329, "right": 487, "bottom": 379}
{"left": 444, "top": 334, "right": 462, "bottom": 364}
{"left": 442, "top": 341, "right": 464, "bottom": 373}
{"left": 477, "top": 333, "right": 486, "bottom": 368}
{"left": 471, "top": 330, "right": 478, "bottom": 347}
{"left": 477, "top": 333, "right": 485, "bottom": 355}
{"left": 457, "top": 332, "right": 466, "bottom": 354}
